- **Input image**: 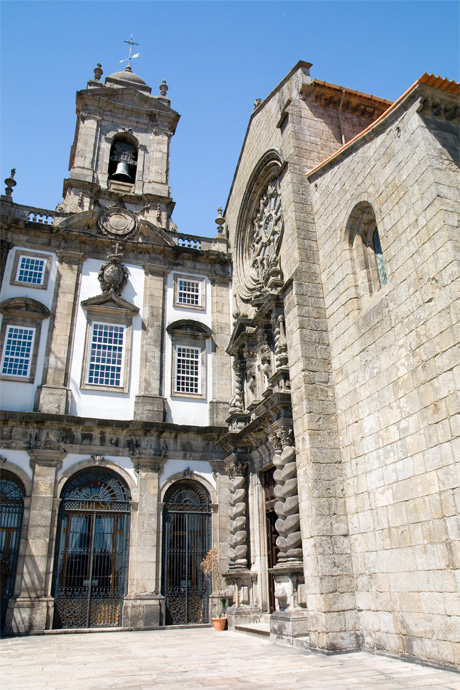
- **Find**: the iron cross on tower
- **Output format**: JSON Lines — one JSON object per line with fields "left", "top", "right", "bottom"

{"left": 120, "top": 34, "right": 140, "bottom": 68}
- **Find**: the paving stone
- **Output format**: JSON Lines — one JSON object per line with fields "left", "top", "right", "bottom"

{"left": 1, "top": 629, "right": 459, "bottom": 690}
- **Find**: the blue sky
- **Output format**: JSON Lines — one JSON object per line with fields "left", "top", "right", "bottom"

{"left": 1, "top": 1, "right": 458, "bottom": 238}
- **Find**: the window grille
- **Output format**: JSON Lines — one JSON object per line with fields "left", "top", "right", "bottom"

{"left": 1, "top": 325, "right": 35, "bottom": 377}
{"left": 177, "top": 279, "right": 200, "bottom": 306}
{"left": 87, "top": 323, "right": 124, "bottom": 387}
{"left": 175, "top": 345, "right": 200, "bottom": 394}
{"left": 16, "top": 255, "right": 46, "bottom": 285}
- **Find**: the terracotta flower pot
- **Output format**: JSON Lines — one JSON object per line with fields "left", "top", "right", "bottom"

{"left": 212, "top": 617, "right": 227, "bottom": 631}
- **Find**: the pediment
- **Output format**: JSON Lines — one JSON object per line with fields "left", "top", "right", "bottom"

{"left": 81, "top": 290, "right": 139, "bottom": 317}
{"left": 138, "top": 218, "right": 176, "bottom": 247}
{"left": 0, "top": 297, "right": 50, "bottom": 320}
{"left": 166, "top": 319, "right": 212, "bottom": 338}
{"left": 55, "top": 210, "right": 98, "bottom": 233}
{"left": 226, "top": 317, "right": 254, "bottom": 355}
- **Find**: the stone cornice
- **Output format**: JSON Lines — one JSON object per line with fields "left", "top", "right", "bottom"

{"left": 301, "top": 79, "right": 392, "bottom": 119}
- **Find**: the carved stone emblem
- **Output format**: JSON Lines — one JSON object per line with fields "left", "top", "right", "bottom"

{"left": 98, "top": 245, "right": 129, "bottom": 295}
{"left": 98, "top": 206, "right": 137, "bottom": 238}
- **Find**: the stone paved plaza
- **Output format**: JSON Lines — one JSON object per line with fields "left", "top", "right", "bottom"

{"left": 1, "top": 628, "right": 459, "bottom": 690}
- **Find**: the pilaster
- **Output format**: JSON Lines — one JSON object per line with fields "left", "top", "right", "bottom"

{"left": 209, "top": 273, "right": 232, "bottom": 425}
{"left": 133, "top": 263, "right": 168, "bottom": 422}
{"left": 123, "top": 455, "right": 165, "bottom": 627}
{"left": 9, "top": 447, "right": 65, "bottom": 634}
{"left": 35, "top": 250, "right": 85, "bottom": 415}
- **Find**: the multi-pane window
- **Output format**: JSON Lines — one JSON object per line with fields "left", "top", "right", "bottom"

{"left": 175, "top": 345, "right": 200, "bottom": 394}
{"left": 87, "top": 323, "right": 124, "bottom": 387}
{"left": 0, "top": 326, "right": 35, "bottom": 377}
{"left": 16, "top": 255, "right": 46, "bottom": 285}
{"left": 177, "top": 278, "right": 201, "bottom": 307}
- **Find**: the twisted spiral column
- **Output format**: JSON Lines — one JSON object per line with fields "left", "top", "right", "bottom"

{"left": 226, "top": 457, "right": 248, "bottom": 569}
{"left": 271, "top": 429, "right": 302, "bottom": 563}
{"left": 229, "top": 355, "right": 244, "bottom": 413}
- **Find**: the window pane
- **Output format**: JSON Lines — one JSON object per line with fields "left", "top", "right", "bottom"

{"left": 177, "top": 279, "right": 200, "bottom": 306}
{"left": 175, "top": 346, "right": 200, "bottom": 394}
{"left": 16, "top": 256, "right": 46, "bottom": 285}
{"left": 1, "top": 326, "right": 35, "bottom": 377}
{"left": 87, "top": 323, "right": 124, "bottom": 386}
{"left": 373, "top": 230, "right": 387, "bottom": 286}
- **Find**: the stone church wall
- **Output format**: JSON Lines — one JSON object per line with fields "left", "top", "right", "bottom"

{"left": 309, "top": 93, "right": 460, "bottom": 666}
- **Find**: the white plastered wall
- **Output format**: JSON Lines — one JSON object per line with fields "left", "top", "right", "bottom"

{"left": 0, "top": 449, "right": 33, "bottom": 480}
{"left": 0, "top": 247, "right": 57, "bottom": 412}
{"left": 164, "top": 270, "right": 213, "bottom": 425}
{"left": 69, "top": 258, "right": 144, "bottom": 420}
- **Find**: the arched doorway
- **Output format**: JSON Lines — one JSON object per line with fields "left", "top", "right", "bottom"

{"left": 162, "top": 480, "right": 211, "bottom": 625}
{"left": 52, "top": 468, "right": 131, "bottom": 629}
{"left": 0, "top": 472, "right": 24, "bottom": 631}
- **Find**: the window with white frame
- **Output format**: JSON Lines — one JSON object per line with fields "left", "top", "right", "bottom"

{"left": 16, "top": 256, "right": 46, "bottom": 285}
{"left": 87, "top": 323, "right": 125, "bottom": 387}
{"left": 0, "top": 297, "right": 50, "bottom": 383}
{"left": 173, "top": 274, "right": 205, "bottom": 311}
{"left": 1, "top": 326, "right": 35, "bottom": 378}
{"left": 10, "top": 251, "right": 51, "bottom": 289}
{"left": 174, "top": 345, "right": 200, "bottom": 394}
{"left": 178, "top": 278, "right": 200, "bottom": 306}
{"left": 167, "top": 320, "right": 210, "bottom": 399}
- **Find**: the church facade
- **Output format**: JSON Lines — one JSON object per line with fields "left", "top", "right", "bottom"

{"left": 0, "top": 60, "right": 459, "bottom": 670}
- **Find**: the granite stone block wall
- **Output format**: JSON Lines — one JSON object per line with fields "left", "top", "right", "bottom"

{"left": 309, "top": 91, "right": 459, "bottom": 667}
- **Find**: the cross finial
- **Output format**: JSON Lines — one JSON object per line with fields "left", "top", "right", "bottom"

{"left": 120, "top": 34, "right": 140, "bottom": 69}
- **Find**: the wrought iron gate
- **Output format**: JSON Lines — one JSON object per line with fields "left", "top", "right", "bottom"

{"left": 53, "top": 469, "right": 130, "bottom": 629}
{"left": 162, "top": 481, "right": 211, "bottom": 625}
{"left": 0, "top": 474, "right": 24, "bottom": 631}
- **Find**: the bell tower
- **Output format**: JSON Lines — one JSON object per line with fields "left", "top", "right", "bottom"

{"left": 59, "top": 59, "right": 180, "bottom": 229}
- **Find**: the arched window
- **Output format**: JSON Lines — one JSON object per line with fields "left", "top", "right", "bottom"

{"left": 162, "top": 480, "right": 211, "bottom": 625}
{"left": 52, "top": 468, "right": 131, "bottom": 629}
{"left": 347, "top": 203, "right": 388, "bottom": 302}
{"left": 0, "top": 471, "right": 24, "bottom": 631}
{"left": 108, "top": 136, "right": 138, "bottom": 185}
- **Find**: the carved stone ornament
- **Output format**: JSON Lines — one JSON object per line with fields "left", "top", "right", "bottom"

{"left": 241, "top": 177, "right": 284, "bottom": 301}
{"left": 98, "top": 244, "right": 129, "bottom": 295}
{"left": 98, "top": 206, "right": 137, "bottom": 238}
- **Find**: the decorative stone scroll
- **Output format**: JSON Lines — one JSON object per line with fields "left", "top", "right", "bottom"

{"left": 226, "top": 456, "right": 248, "bottom": 569}
{"left": 269, "top": 428, "right": 302, "bottom": 563}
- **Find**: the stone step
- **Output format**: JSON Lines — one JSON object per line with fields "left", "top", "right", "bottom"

{"left": 234, "top": 623, "right": 270, "bottom": 637}
{"left": 43, "top": 623, "right": 212, "bottom": 635}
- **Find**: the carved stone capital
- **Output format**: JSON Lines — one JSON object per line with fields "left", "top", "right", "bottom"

{"left": 56, "top": 250, "right": 86, "bottom": 265}
{"left": 224, "top": 453, "right": 248, "bottom": 478}
{"left": 133, "top": 456, "right": 166, "bottom": 473}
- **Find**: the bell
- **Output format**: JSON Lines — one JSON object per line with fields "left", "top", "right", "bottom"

{"left": 111, "top": 161, "right": 133, "bottom": 183}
